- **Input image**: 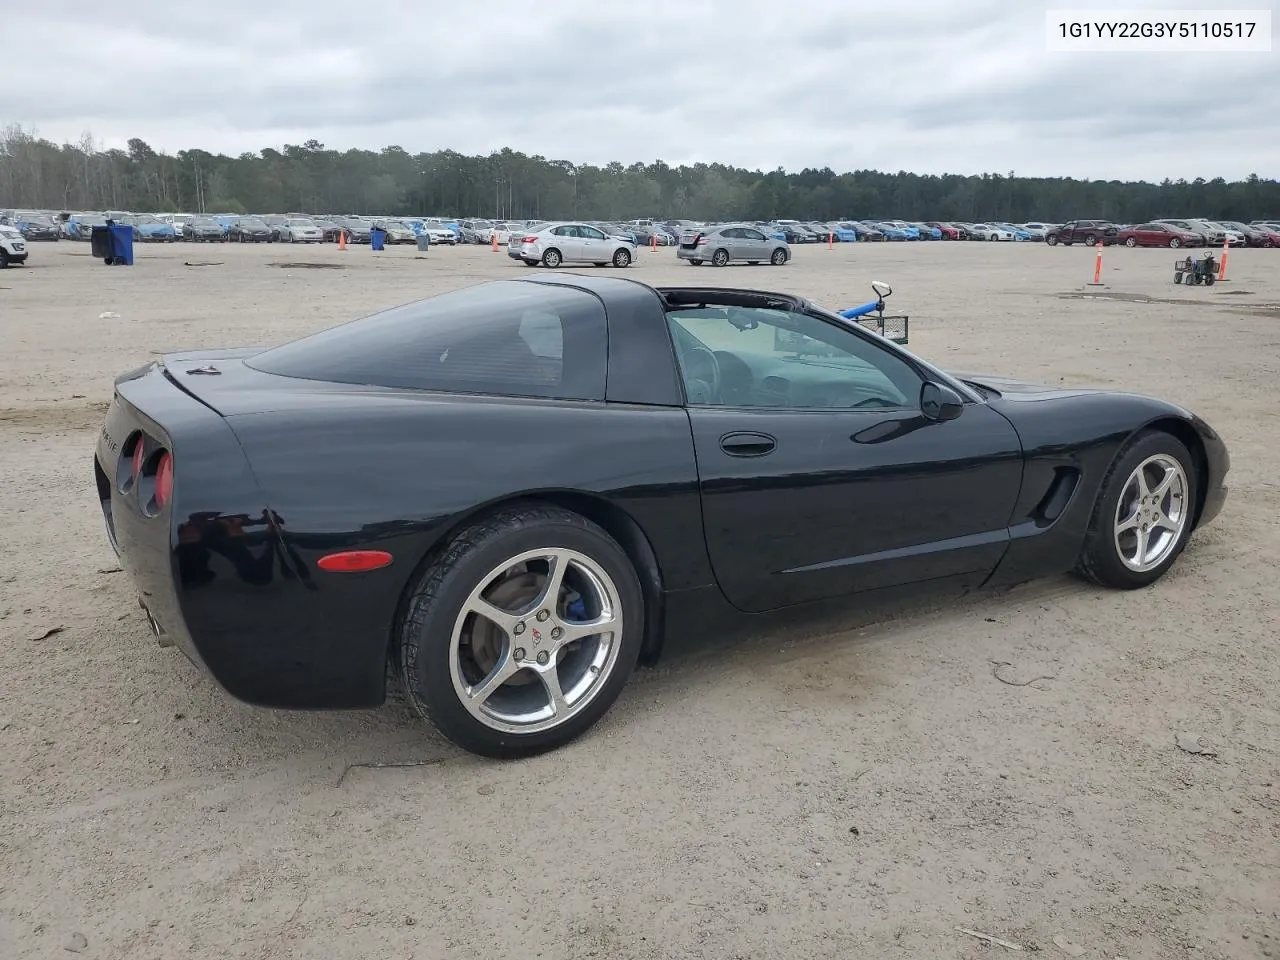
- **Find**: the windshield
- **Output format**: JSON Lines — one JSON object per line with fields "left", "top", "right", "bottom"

{"left": 285, "top": 218, "right": 313, "bottom": 226}
{"left": 240, "top": 218, "right": 267, "bottom": 228}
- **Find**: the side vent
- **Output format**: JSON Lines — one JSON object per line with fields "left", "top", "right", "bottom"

{"left": 1032, "top": 467, "right": 1081, "bottom": 526}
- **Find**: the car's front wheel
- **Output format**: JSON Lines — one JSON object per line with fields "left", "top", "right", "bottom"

{"left": 770, "top": 248, "right": 787, "bottom": 265}
{"left": 399, "top": 503, "right": 643, "bottom": 758}
{"left": 1075, "top": 431, "right": 1198, "bottom": 590}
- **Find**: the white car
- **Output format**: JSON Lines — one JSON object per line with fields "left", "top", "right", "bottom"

{"left": 1019, "top": 223, "right": 1050, "bottom": 240}
{"left": 488, "top": 222, "right": 521, "bottom": 246}
{"left": 0, "top": 224, "right": 28, "bottom": 267}
{"left": 508, "top": 221, "right": 638, "bottom": 268}
{"left": 1192, "top": 220, "right": 1246, "bottom": 246}
{"left": 422, "top": 223, "right": 458, "bottom": 245}
{"left": 280, "top": 218, "right": 325, "bottom": 243}
{"left": 969, "top": 223, "right": 1015, "bottom": 241}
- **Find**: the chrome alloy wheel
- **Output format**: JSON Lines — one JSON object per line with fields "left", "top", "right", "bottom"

{"left": 448, "top": 548, "right": 623, "bottom": 734}
{"left": 1113, "top": 454, "right": 1189, "bottom": 573}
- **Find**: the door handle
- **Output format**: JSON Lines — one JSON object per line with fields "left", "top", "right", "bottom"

{"left": 719, "top": 431, "right": 776, "bottom": 457}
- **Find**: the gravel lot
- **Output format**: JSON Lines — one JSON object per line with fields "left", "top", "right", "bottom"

{"left": 1, "top": 239, "right": 1277, "bottom": 959}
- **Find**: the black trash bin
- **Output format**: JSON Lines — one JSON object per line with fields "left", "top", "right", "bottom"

{"left": 91, "top": 225, "right": 113, "bottom": 261}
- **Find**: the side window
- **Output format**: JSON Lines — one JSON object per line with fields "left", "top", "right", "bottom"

{"left": 247, "top": 281, "right": 607, "bottom": 401}
{"left": 552, "top": 225, "right": 579, "bottom": 238}
{"left": 719, "top": 228, "right": 741, "bottom": 239}
{"left": 581, "top": 226, "right": 606, "bottom": 241}
{"left": 666, "top": 306, "right": 922, "bottom": 410}
{"left": 744, "top": 229, "right": 765, "bottom": 241}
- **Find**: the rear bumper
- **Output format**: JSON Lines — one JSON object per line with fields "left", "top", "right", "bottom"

{"left": 95, "top": 365, "right": 392, "bottom": 711}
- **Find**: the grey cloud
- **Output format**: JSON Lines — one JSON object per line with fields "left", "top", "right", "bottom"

{"left": 3, "top": 0, "right": 1278, "bottom": 180}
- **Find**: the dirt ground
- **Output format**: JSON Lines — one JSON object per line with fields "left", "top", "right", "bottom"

{"left": 1, "top": 238, "right": 1277, "bottom": 960}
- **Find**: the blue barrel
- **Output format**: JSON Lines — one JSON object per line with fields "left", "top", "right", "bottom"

{"left": 109, "top": 224, "right": 135, "bottom": 265}
{"left": 415, "top": 232, "right": 429, "bottom": 253}
{"left": 370, "top": 228, "right": 386, "bottom": 251}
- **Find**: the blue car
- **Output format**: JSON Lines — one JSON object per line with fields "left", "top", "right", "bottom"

{"left": 873, "top": 222, "right": 911, "bottom": 241}
{"left": 814, "top": 223, "right": 858, "bottom": 242}
{"left": 123, "top": 213, "right": 178, "bottom": 242}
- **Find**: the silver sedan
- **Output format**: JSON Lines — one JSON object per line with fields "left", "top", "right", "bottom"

{"left": 676, "top": 224, "right": 790, "bottom": 266}
{"left": 508, "top": 222, "right": 638, "bottom": 268}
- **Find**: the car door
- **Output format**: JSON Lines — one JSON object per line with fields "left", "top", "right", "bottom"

{"left": 578, "top": 225, "right": 609, "bottom": 262}
{"left": 550, "top": 224, "right": 583, "bottom": 260}
{"left": 665, "top": 300, "right": 1024, "bottom": 613}
{"left": 740, "top": 227, "right": 769, "bottom": 260}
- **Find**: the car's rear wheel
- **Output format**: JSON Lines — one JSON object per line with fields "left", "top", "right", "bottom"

{"left": 542, "top": 248, "right": 562, "bottom": 268}
{"left": 1169, "top": 237, "right": 1182, "bottom": 248}
{"left": 400, "top": 503, "right": 643, "bottom": 758}
{"left": 711, "top": 248, "right": 730, "bottom": 267}
{"left": 1125, "top": 237, "right": 1137, "bottom": 247}
{"left": 1084, "top": 233, "right": 1097, "bottom": 246}
{"left": 770, "top": 248, "right": 787, "bottom": 265}
{"left": 612, "top": 248, "right": 632, "bottom": 268}
{"left": 1076, "top": 431, "right": 1198, "bottom": 590}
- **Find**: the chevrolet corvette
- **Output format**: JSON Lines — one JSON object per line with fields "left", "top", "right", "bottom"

{"left": 94, "top": 275, "right": 1229, "bottom": 757}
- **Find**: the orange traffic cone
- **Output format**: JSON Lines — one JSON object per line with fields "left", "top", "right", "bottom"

{"left": 337, "top": 229, "right": 347, "bottom": 251}
{"left": 491, "top": 232, "right": 499, "bottom": 252}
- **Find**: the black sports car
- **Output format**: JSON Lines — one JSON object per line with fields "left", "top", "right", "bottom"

{"left": 94, "top": 275, "right": 1229, "bottom": 758}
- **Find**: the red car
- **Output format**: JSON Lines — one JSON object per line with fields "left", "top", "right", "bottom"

{"left": 924, "top": 221, "right": 963, "bottom": 240}
{"left": 1116, "top": 223, "right": 1204, "bottom": 248}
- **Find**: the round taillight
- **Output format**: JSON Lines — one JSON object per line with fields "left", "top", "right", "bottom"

{"left": 132, "top": 438, "right": 145, "bottom": 479}
{"left": 155, "top": 452, "right": 173, "bottom": 509}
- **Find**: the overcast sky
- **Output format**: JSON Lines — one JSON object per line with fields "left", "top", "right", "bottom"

{"left": 3, "top": 0, "right": 1276, "bottom": 181}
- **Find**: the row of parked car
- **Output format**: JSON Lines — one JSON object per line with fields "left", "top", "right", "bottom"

{"left": 7, "top": 207, "right": 1278, "bottom": 254}
{"left": 0, "top": 210, "right": 468, "bottom": 245}
{"left": 1044, "top": 218, "right": 1280, "bottom": 248}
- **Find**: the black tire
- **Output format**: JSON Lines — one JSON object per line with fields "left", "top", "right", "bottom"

{"left": 612, "top": 248, "right": 631, "bottom": 268}
{"left": 1075, "top": 431, "right": 1199, "bottom": 590}
{"left": 1083, "top": 233, "right": 1097, "bottom": 246}
{"left": 688, "top": 259, "right": 703, "bottom": 266}
{"left": 0, "top": 250, "right": 8, "bottom": 268}
{"left": 711, "top": 248, "right": 730, "bottom": 267}
{"left": 770, "top": 248, "right": 787, "bottom": 265}
{"left": 399, "top": 503, "right": 644, "bottom": 758}
{"left": 1205, "top": 274, "right": 1215, "bottom": 286}
{"left": 521, "top": 259, "right": 538, "bottom": 267}
{"left": 1125, "top": 237, "right": 1137, "bottom": 247}
{"left": 988, "top": 233, "right": 998, "bottom": 241}
{"left": 542, "top": 248, "right": 562, "bottom": 268}
{"left": 1046, "top": 235, "right": 1058, "bottom": 246}
{"left": 748, "top": 261, "right": 759, "bottom": 265}
{"left": 593, "top": 262, "right": 606, "bottom": 267}
{"left": 1169, "top": 238, "right": 1182, "bottom": 248}
{"left": 1174, "top": 273, "right": 1183, "bottom": 283}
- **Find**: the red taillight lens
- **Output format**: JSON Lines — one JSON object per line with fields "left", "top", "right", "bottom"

{"left": 696, "top": 236, "right": 709, "bottom": 245}
{"left": 131, "top": 438, "right": 145, "bottom": 479}
{"left": 521, "top": 235, "right": 539, "bottom": 243}
{"left": 155, "top": 452, "right": 173, "bottom": 509}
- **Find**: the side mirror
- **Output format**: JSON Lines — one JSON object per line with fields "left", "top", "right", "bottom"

{"left": 920, "top": 381, "right": 964, "bottom": 422}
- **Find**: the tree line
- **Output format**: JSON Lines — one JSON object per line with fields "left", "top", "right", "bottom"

{"left": 2, "top": 124, "right": 1277, "bottom": 224}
